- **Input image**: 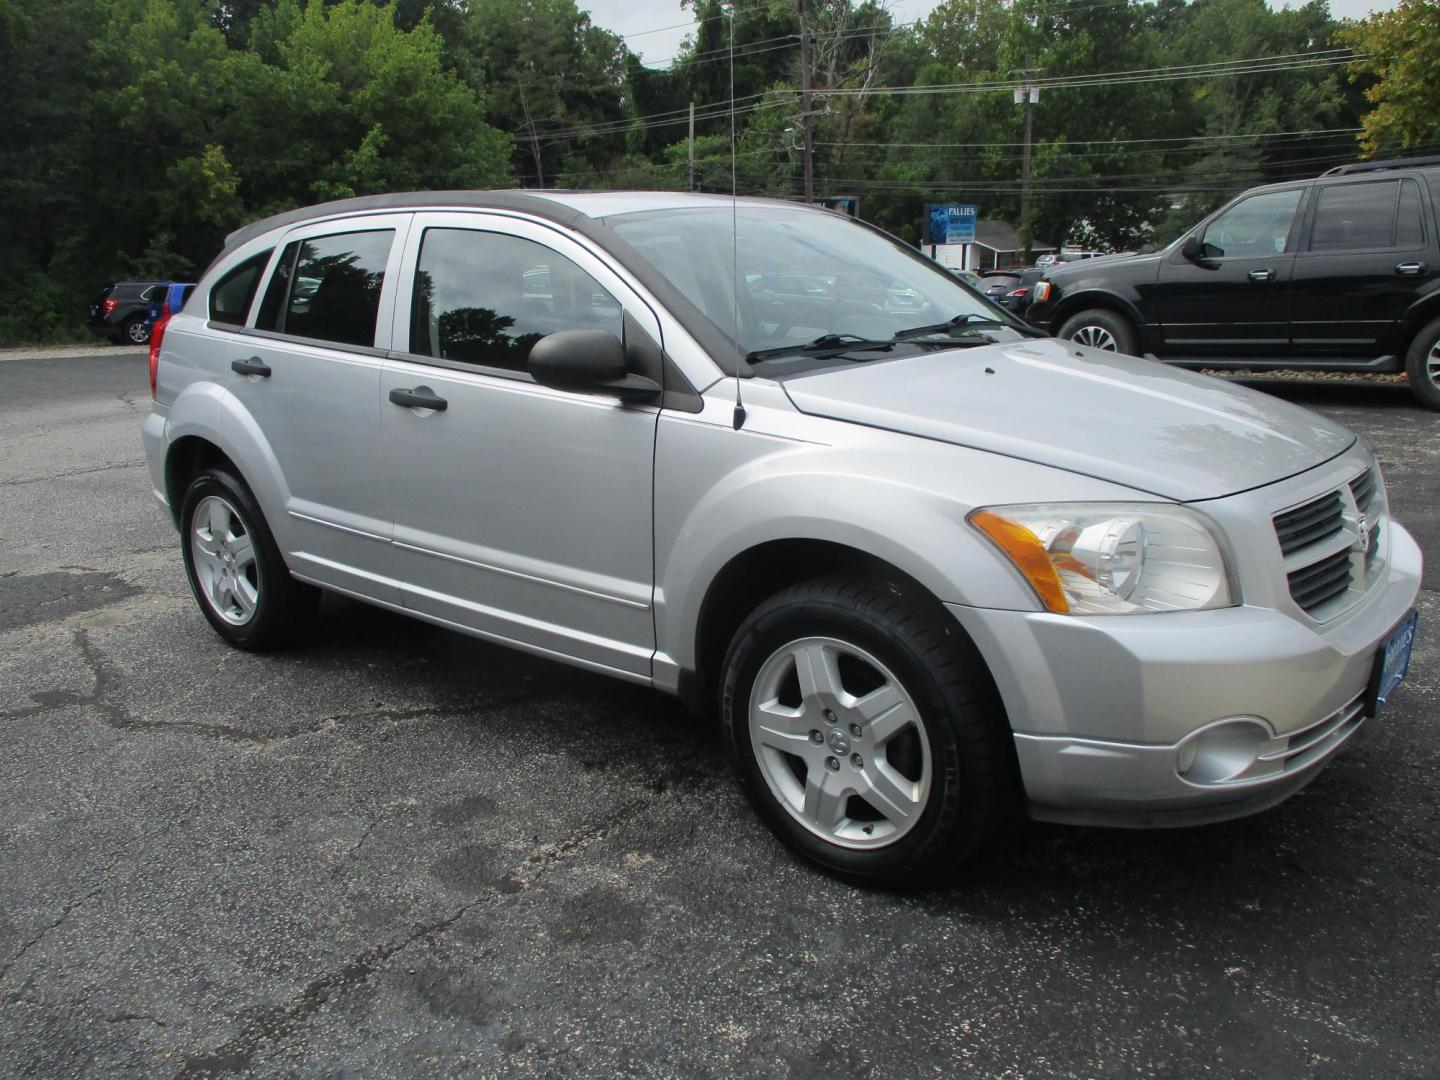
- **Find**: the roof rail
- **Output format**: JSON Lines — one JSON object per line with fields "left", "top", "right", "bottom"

{"left": 1322, "top": 155, "right": 1440, "bottom": 177}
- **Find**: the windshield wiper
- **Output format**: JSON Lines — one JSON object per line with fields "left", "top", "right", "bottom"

{"left": 891, "top": 313, "right": 1008, "bottom": 341}
{"left": 746, "top": 333, "right": 896, "bottom": 363}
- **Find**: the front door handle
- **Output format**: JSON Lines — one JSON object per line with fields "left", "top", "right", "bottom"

{"left": 388, "top": 386, "right": 448, "bottom": 412}
{"left": 1396, "top": 261, "right": 1427, "bottom": 276}
{"left": 1248, "top": 269, "right": 1275, "bottom": 282}
{"left": 231, "top": 357, "right": 271, "bottom": 377}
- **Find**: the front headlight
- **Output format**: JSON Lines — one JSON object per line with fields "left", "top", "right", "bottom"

{"left": 968, "top": 503, "right": 1235, "bottom": 615}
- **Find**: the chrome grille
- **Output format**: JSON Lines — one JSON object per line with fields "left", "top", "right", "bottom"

{"left": 1274, "top": 491, "right": 1344, "bottom": 557}
{"left": 1274, "top": 466, "right": 1385, "bottom": 618}
{"left": 1286, "top": 549, "right": 1352, "bottom": 612}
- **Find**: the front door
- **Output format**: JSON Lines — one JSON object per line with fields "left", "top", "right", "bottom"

{"left": 378, "top": 213, "right": 659, "bottom": 679}
{"left": 1149, "top": 187, "right": 1305, "bottom": 358}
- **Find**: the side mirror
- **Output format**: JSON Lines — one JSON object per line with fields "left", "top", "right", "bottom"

{"left": 1181, "top": 235, "right": 1202, "bottom": 262}
{"left": 528, "top": 329, "right": 660, "bottom": 401}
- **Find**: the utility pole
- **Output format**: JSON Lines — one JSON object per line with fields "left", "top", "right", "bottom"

{"left": 798, "top": 0, "right": 814, "bottom": 202}
{"left": 1011, "top": 55, "right": 1041, "bottom": 263}
{"left": 688, "top": 101, "right": 696, "bottom": 191}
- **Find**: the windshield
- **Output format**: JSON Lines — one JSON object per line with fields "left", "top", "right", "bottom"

{"left": 607, "top": 206, "right": 1019, "bottom": 365}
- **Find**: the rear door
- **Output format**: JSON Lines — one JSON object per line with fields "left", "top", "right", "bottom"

{"left": 1149, "top": 187, "right": 1305, "bottom": 357}
{"left": 378, "top": 212, "right": 660, "bottom": 679}
{"left": 1289, "top": 176, "right": 1436, "bottom": 361}
{"left": 222, "top": 213, "right": 412, "bottom": 604}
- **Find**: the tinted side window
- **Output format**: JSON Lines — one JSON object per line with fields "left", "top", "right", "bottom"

{"left": 410, "top": 229, "right": 623, "bottom": 372}
{"left": 256, "top": 241, "right": 300, "bottom": 332}
{"left": 1310, "top": 180, "right": 1400, "bottom": 252}
{"left": 1397, "top": 179, "right": 1426, "bottom": 249}
{"left": 1201, "top": 190, "right": 1302, "bottom": 258}
{"left": 282, "top": 230, "right": 394, "bottom": 347}
{"left": 209, "top": 250, "right": 273, "bottom": 326}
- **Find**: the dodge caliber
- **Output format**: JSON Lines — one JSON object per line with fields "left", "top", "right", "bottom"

{"left": 142, "top": 192, "right": 1422, "bottom": 884}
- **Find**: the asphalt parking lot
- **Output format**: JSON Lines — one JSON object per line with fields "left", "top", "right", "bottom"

{"left": 1, "top": 352, "right": 1436, "bottom": 1078}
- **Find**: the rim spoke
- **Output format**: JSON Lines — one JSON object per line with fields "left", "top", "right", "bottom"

{"left": 232, "top": 576, "right": 258, "bottom": 617}
{"left": 793, "top": 642, "right": 844, "bottom": 709}
{"left": 207, "top": 499, "right": 231, "bottom": 542}
{"left": 802, "top": 768, "right": 849, "bottom": 831}
{"left": 854, "top": 683, "right": 913, "bottom": 743}
{"left": 753, "top": 700, "right": 815, "bottom": 753}
{"left": 860, "top": 762, "right": 921, "bottom": 825}
{"left": 228, "top": 532, "right": 255, "bottom": 572}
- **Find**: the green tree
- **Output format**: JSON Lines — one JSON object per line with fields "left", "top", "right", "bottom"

{"left": 1341, "top": 0, "right": 1440, "bottom": 157}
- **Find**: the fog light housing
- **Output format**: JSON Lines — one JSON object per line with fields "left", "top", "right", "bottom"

{"left": 1176, "top": 718, "right": 1271, "bottom": 785}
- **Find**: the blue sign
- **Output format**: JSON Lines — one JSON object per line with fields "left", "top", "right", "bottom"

{"left": 927, "top": 203, "right": 978, "bottom": 245}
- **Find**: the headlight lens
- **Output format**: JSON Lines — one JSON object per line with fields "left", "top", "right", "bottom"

{"left": 969, "top": 503, "right": 1234, "bottom": 615}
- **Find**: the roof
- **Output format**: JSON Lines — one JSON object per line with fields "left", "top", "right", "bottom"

{"left": 222, "top": 189, "right": 818, "bottom": 251}
{"left": 970, "top": 219, "right": 1055, "bottom": 253}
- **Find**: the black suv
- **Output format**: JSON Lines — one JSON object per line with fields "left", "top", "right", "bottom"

{"left": 87, "top": 281, "right": 167, "bottom": 346}
{"left": 1026, "top": 157, "right": 1440, "bottom": 409}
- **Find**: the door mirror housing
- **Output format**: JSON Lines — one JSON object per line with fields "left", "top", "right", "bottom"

{"left": 1181, "top": 235, "right": 1202, "bottom": 262}
{"left": 528, "top": 329, "right": 660, "bottom": 401}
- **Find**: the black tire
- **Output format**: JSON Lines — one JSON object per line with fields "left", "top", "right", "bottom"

{"left": 122, "top": 316, "right": 151, "bottom": 347}
{"left": 1404, "top": 316, "right": 1440, "bottom": 411}
{"left": 1057, "top": 308, "right": 1139, "bottom": 356}
{"left": 178, "top": 467, "right": 319, "bottom": 651}
{"left": 720, "top": 576, "right": 1019, "bottom": 887}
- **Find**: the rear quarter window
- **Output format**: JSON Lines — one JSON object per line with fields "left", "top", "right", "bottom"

{"left": 209, "top": 250, "right": 274, "bottom": 327}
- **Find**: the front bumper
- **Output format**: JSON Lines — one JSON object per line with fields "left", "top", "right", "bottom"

{"left": 947, "top": 522, "right": 1422, "bottom": 827}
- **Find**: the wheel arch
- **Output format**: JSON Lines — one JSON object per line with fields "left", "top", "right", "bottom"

{"left": 687, "top": 539, "right": 965, "bottom": 720}
{"left": 1047, "top": 290, "right": 1146, "bottom": 341}
{"left": 1395, "top": 290, "right": 1440, "bottom": 354}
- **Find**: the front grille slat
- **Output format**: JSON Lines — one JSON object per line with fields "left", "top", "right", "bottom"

{"left": 1286, "top": 549, "right": 1353, "bottom": 612}
{"left": 1349, "top": 468, "right": 1377, "bottom": 511}
{"left": 1274, "top": 492, "right": 1344, "bottom": 556}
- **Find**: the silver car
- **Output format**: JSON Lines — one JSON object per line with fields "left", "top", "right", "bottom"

{"left": 142, "top": 192, "right": 1422, "bottom": 885}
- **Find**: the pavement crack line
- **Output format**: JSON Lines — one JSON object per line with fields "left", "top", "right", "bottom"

{"left": 1, "top": 461, "right": 142, "bottom": 487}
{"left": 171, "top": 754, "right": 712, "bottom": 1079}
{"left": 0, "top": 898, "right": 84, "bottom": 987}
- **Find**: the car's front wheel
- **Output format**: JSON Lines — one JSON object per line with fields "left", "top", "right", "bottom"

{"left": 1057, "top": 308, "right": 1139, "bottom": 356}
{"left": 179, "top": 467, "right": 319, "bottom": 650}
{"left": 720, "top": 577, "right": 1018, "bottom": 886}
{"left": 1405, "top": 316, "right": 1440, "bottom": 411}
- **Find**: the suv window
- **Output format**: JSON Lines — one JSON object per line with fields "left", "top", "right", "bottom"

{"left": 1200, "top": 189, "right": 1302, "bottom": 258}
{"left": 409, "top": 229, "right": 623, "bottom": 372}
{"left": 1309, "top": 180, "right": 1412, "bottom": 252}
{"left": 1397, "top": 179, "right": 1426, "bottom": 249}
{"left": 210, "top": 250, "right": 273, "bottom": 326}
{"left": 267, "top": 230, "right": 395, "bottom": 348}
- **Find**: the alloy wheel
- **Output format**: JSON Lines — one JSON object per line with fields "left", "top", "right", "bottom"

{"left": 189, "top": 495, "right": 259, "bottom": 625}
{"left": 748, "top": 636, "right": 931, "bottom": 850}
{"left": 1071, "top": 324, "right": 1117, "bottom": 351}
{"left": 127, "top": 320, "right": 150, "bottom": 345}
{"left": 1427, "top": 339, "right": 1440, "bottom": 389}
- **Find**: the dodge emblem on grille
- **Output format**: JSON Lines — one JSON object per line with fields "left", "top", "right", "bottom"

{"left": 1357, "top": 513, "right": 1370, "bottom": 552}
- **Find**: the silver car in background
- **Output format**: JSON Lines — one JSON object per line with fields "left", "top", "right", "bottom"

{"left": 142, "top": 192, "right": 1422, "bottom": 885}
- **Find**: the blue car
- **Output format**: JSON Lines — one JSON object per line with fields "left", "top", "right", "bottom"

{"left": 147, "top": 282, "right": 196, "bottom": 329}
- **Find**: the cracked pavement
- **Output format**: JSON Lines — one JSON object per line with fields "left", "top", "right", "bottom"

{"left": 0, "top": 354, "right": 1437, "bottom": 1078}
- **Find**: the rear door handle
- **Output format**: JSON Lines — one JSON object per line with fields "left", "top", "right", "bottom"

{"left": 231, "top": 357, "right": 271, "bottom": 377}
{"left": 388, "top": 386, "right": 448, "bottom": 412}
{"left": 1396, "top": 261, "right": 1427, "bottom": 276}
{"left": 1248, "top": 269, "right": 1275, "bottom": 282}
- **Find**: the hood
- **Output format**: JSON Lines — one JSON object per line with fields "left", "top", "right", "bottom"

{"left": 781, "top": 338, "right": 1354, "bottom": 501}
{"left": 1048, "top": 251, "right": 1157, "bottom": 277}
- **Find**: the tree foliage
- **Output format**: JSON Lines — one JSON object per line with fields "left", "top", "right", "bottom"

{"left": 0, "top": 0, "right": 1393, "bottom": 344}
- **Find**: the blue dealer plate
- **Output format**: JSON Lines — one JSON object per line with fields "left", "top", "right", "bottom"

{"left": 1367, "top": 610, "right": 1417, "bottom": 716}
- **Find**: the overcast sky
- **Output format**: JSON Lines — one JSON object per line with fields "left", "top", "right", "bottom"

{"left": 585, "top": 0, "right": 1400, "bottom": 66}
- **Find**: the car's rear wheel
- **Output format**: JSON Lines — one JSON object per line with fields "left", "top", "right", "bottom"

{"left": 720, "top": 576, "right": 1018, "bottom": 886}
{"left": 179, "top": 467, "right": 319, "bottom": 650}
{"left": 123, "top": 316, "right": 151, "bottom": 346}
{"left": 1405, "top": 316, "right": 1440, "bottom": 411}
{"left": 1057, "top": 308, "right": 1139, "bottom": 356}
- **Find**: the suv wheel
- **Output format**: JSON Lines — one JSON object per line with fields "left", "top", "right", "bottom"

{"left": 122, "top": 316, "right": 151, "bottom": 346}
{"left": 179, "top": 467, "right": 319, "bottom": 650}
{"left": 1057, "top": 309, "right": 1138, "bottom": 355}
{"left": 720, "top": 577, "right": 1017, "bottom": 886}
{"left": 1405, "top": 316, "right": 1440, "bottom": 411}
